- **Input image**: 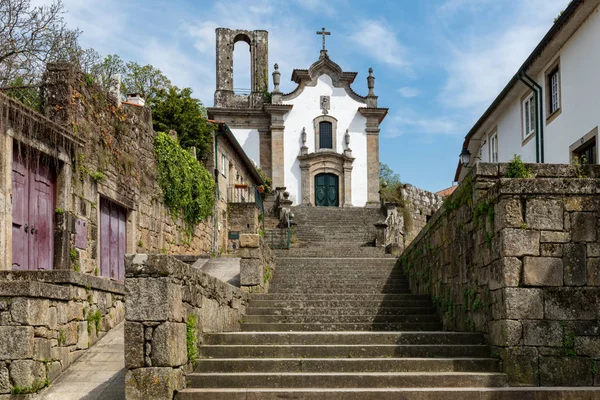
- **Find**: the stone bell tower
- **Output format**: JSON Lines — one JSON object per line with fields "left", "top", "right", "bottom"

{"left": 214, "top": 28, "right": 269, "bottom": 109}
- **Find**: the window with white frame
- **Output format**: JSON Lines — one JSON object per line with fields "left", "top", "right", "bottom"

{"left": 522, "top": 93, "right": 536, "bottom": 140}
{"left": 548, "top": 67, "right": 560, "bottom": 115}
{"left": 489, "top": 132, "right": 498, "bottom": 163}
{"left": 221, "top": 153, "right": 226, "bottom": 176}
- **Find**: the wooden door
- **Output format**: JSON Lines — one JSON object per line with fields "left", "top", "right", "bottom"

{"left": 315, "top": 173, "right": 339, "bottom": 207}
{"left": 11, "top": 151, "right": 55, "bottom": 270}
{"left": 100, "top": 198, "right": 126, "bottom": 281}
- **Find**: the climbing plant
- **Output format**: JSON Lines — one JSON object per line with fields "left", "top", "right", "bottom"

{"left": 154, "top": 132, "right": 215, "bottom": 235}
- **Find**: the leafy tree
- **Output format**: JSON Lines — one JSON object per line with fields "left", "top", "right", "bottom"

{"left": 151, "top": 86, "right": 216, "bottom": 160}
{"left": 379, "top": 162, "right": 405, "bottom": 205}
{"left": 90, "top": 54, "right": 125, "bottom": 90}
{"left": 122, "top": 61, "right": 170, "bottom": 103}
{"left": 0, "top": 0, "right": 86, "bottom": 86}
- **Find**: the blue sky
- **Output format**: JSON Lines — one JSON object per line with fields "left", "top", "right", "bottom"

{"left": 46, "top": 0, "right": 568, "bottom": 192}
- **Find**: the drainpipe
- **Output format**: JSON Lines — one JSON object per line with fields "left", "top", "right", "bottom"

{"left": 522, "top": 72, "right": 545, "bottom": 163}
{"left": 213, "top": 128, "right": 225, "bottom": 255}
{"left": 517, "top": 72, "right": 540, "bottom": 163}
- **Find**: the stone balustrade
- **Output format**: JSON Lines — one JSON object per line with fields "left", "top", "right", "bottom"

{"left": 401, "top": 163, "right": 600, "bottom": 386}
{"left": 124, "top": 254, "right": 250, "bottom": 399}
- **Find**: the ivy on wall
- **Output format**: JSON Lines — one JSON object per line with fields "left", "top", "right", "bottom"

{"left": 154, "top": 132, "right": 215, "bottom": 235}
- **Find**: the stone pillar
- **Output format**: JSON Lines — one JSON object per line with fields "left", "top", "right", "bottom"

{"left": 214, "top": 28, "right": 234, "bottom": 108}
{"left": 43, "top": 62, "right": 78, "bottom": 127}
{"left": 359, "top": 108, "right": 388, "bottom": 207}
{"left": 0, "top": 132, "right": 12, "bottom": 270}
{"left": 300, "top": 165, "right": 311, "bottom": 206}
{"left": 265, "top": 105, "right": 292, "bottom": 189}
{"left": 343, "top": 162, "right": 353, "bottom": 207}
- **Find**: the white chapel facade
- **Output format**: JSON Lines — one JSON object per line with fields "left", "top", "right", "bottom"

{"left": 207, "top": 28, "right": 388, "bottom": 207}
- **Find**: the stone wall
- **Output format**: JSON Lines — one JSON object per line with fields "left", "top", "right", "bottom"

{"left": 0, "top": 271, "right": 123, "bottom": 394}
{"left": 400, "top": 163, "right": 600, "bottom": 386}
{"left": 239, "top": 234, "right": 276, "bottom": 293}
{"left": 400, "top": 184, "right": 443, "bottom": 245}
{"left": 227, "top": 203, "right": 260, "bottom": 252}
{"left": 124, "top": 254, "right": 249, "bottom": 400}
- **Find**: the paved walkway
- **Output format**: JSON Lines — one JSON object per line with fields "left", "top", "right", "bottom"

{"left": 38, "top": 323, "right": 125, "bottom": 400}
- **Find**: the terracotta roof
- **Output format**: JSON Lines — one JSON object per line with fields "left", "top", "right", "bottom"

{"left": 436, "top": 185, "right": 458, "bottom": 198}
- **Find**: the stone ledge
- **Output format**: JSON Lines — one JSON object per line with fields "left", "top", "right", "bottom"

{"left": 0, "top": 281, "right": 70, "bottom": 300}
{"left": 0, "top": 271, "right": 124, "bottom": 295}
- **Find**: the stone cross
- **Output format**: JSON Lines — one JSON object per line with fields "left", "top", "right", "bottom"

{"left": 316, "top": 27, "right": 331, "bottom": 51}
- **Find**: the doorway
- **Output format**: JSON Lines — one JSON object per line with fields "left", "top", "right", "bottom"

{"left": 314, "top": 173, "right": 339, "bottom": 207}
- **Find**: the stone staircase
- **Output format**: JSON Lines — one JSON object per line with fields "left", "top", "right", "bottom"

{"left": 176, "top": 207, "right": 518, "bottom": 399}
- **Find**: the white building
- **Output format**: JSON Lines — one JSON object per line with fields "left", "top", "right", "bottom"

{"left": 208, "top": 28, "right": 387, "bottom": 207}
{"left": 456, "top": 0, "right": 600, "bottom": 182}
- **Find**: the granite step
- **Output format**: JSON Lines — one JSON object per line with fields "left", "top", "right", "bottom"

{"left": 240, "top": 322, "right": 444, "bottom": 331}
{"left": 249, "top": 293, "right": 431, "bottom": 301}
{"left": 248, "top": 300, "right": 435, "bottom": 308}
{"left": 244, "top": 307, "right": 436, "bottom": 316}
{"left": 241, "top": 314, "right": 439, "bottom": 324}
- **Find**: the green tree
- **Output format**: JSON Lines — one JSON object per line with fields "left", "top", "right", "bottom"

{"left": 379, "top": 162, "right": 405, "bottom": 205}
{"left": 90, "top": 54, "right": 125, "bottom": 91}
{"left": 151, "top": 86, "right": 216, "bottom": 160}
{"left": 122, "top": 61, "right": 170, "bottom": 103}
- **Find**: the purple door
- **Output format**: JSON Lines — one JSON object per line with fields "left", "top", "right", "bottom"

{"left": 100, "top": 198, "right": 126, "bottom": 281}
{"left": 11, "top": 150, "right": 55, "bottom": 270}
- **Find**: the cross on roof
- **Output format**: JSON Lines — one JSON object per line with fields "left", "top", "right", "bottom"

{"left": 316, "top": 27, "right": 331, "bottom": 51}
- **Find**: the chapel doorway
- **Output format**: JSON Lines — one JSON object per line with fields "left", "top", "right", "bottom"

{"left": 314, "top": 173, "right": 339, "bottom": 207}
{"left": 11, "top": 146, "right": 56, "bottom": 270}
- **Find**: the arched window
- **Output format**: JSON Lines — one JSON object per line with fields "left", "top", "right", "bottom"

{"left": 319, "top": 121, "right": 333, "bottom": 149}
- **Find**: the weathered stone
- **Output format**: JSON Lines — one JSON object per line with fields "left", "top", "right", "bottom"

{"left": 565, "top": 197, "right": 596, "bottom": 212}
{"left": 0, "top": 363, "right": 9, "bottom": 394}
{"left": 56, "top": 302, "right": 68, "bottom": 325}
{"left": 501, "top": 346, "right": 539, "bottom": 386}
{"left": 33, "top": 338, "right": 52, "bottom": 361}
{"left": 0, "top": 326, "right": 34, "bottom": 360}
{"left": 125, "top": 367, "right": 184, "bottom": 400}
{"left": 526, "top": 199, "right": 563, "bottom": 230}
{"left": 523, "top": 320, "right": 563, "bottom": 347}
{"left": 125, "top": 278, "right": 183, "bottom": 322}
{"left": 9, "top": 360, "right": 46, "bottom": 388}
{"left": 540, "top": 356, "right": 593, "bottom": 386}
{"left": 500, "top": 229, "right": 540, "bottom": 257}
{"left": 575, "top": 336, "right": 600, "bottom": 357}
{"left": 571, "top": 212, "right": 597, "bottom": 242}
{"left": 125, "top": 322, "right": 145, "bottom": 369}
{"left": 76, "top": 321, "right": 88, "bottom": 350}
{"left": 564, "top": 243, "right": 587, "bottom": 286}
{"left": 588, "top": 242, "right": 600, "bottom": 257}
{"left": 67, "top": 301, "right": 84, "bottom": 321}
{"left": 150, "top": 322, "right": 187, "bottom": 367}
{"left": 540, "top": 243, "right": 563, "bottom": 257}
{"left": 502, "top": 288, "right": 543, "bottom": 319}
{"left": 51, "top": 346, "right": 69, "bottom": 370}
{"left": 540, "top": 231, "right": 570, "bottom": 243}
{"left": 240, "top": 259, "right": 262, "bottom": 286}
{"left": 545, "top": 288, "right": 598, "bottom": 320}
{"left": 239, "top": 234, "right": 260, "bottom": 248}
{"left": 488, "top": 257, "right": 521, "bottom": 290}
{"left": 494, "top": 199, "right": 523, "bottom": 232}
{"left": 10, "top": 298, "right": 49, "bottom": 326}
{"left": 34, "top": 326, "right": 56, "bottom": 339}
{"left": 522, "top": 257, "right": 563, "bottom": 286}
{"left": 47, "top": 361, "right": 61, "bottom": 383}
{"left": 587, "top": 258, "right": 600, "bottom": 286}
{"left": 48, "top": 306, "right": 58, "bottom": 330}
{"left": 488, "top": 320, "right": 521, "bottom": 346}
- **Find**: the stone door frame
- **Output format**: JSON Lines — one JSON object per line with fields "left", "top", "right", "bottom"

{"left": 298, "top": 151, "right": 354, "bottom": 207}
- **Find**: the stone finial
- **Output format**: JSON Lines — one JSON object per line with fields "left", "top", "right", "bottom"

{"left": 272, "top": 63, "right": 281, "bottom": 93}
{"left": 343, "top": 129, "right": 352, "bottom": 157}
{"left": 301, "top": 127, "right": 308, "bottom": 155}
{"left": 367, "top": 68, "right": 375, "bottom": 96}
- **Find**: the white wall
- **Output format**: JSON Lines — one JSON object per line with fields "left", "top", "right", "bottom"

{"left": 230, "top": 128, "right": 260, "bottom": 168}
{"left": 484, "top": 5, "right": 600, "bottom": 165}
{"left": 282, "top": 75, "right": 368, "bottom": 206}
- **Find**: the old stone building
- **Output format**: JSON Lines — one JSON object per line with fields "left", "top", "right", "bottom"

{"left": 208, "top": 28, "right": 388, "bottom": 207}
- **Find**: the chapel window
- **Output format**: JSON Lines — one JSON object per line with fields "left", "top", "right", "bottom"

{"left": 319, "top": 121, "right": 333, "bottom": 149}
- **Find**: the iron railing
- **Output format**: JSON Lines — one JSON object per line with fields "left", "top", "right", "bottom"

{"left": 0, "top": 85, "right": 43, "bottom": 112}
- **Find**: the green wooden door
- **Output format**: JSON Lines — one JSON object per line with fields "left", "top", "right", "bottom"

{"left": 315, "top": 173, "right": 339, "bottom": 207}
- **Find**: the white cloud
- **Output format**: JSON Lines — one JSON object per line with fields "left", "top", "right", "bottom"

{"left": 348, "top": 20, "right": 410, "bottom": 70}
{"left": 384, "top": 111, "right": 463, "bottom": 138}
{"left": 397, "top": 87, "right": 421, "bottom": 98}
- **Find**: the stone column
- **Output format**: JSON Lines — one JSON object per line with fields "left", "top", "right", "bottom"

{"left": 359, "top": 108, "right": 388, "bottom": 207}
{"left": 300, "top": 165, "right": 311, "bottom": 206}
{"left": 343, "top": 161, "right": 353, "bottom": 207}
{"left": 264, "top": 105, "right": 292, "bottom": 189}
{"left": 0, "top": 132, "right": 13, "bottom": 270}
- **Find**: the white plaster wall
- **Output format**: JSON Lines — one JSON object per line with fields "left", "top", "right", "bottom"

{"left": 230, "top": 128, "right": 260, "bottom": 167}
{"left": 481, "top": 5, "right": 600, "bottom": 165}
{"left": 282, "top": 75, "right": 368, "bottom": 206}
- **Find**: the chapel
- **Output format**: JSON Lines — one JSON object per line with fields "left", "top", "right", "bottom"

{"left": 207, "top": 28, "right": 388, "bottom": 207}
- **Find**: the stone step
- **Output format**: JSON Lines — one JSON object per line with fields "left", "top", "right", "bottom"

{"left": 185, "top": 372, "right": 507, "bottom": 389}
{"left": 177, "top": 387, "right": 600, "bottom": 400}
{"left": 269, "top": 280, "right": 409, "bottom": 287}
{"left": 268, "top": 283, "right": 410, "bottom": 291}
{"left": 274, "top": 249, "right": 391, "bottom": 258}
{"left": 267, "top": 288, "right": 411, "bottom": 294}
{"left": 193, "top": 357, "right": 501, "bottom": 373}
{"left": 245, "top": 307, "right": 436, "bottom": 316}
{"left": 198, "top": 344, "right": 491, "bottom": 359}
{"left": 248, "top": 300, "right": 435, "bottom": 308}
{"left": 250, "top": 293, "right": 431, "bottom": 301}
{"left": 242, "top": 314, "right": 438, "bottom": 324}
{"left": 270, "top": 276, "right": 406, "bottom": 283}
{"left": 202, "top": 332, "right": 486, "bottom": 346}
{"left": 240, "top": 322, "right": 444, "bottom": 331}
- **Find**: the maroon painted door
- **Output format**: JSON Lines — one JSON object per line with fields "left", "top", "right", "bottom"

{"left": 11, "top": 152, "right": 55, "bottom": 270}
{"left": 100, "top": 198, "right": 126, "bottom": 281}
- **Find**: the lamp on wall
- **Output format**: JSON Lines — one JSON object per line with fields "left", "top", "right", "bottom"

{"left": 459, "top": 147, "right": 471, "bottom": 168}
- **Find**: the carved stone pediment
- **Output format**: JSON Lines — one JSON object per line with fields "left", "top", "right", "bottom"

{"left": 297, "top": 150, "right": 354, "bottom": 207}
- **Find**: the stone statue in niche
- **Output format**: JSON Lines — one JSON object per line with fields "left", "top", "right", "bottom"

{"left": 320, "top": 95, "right": 330, "bottom": 115}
